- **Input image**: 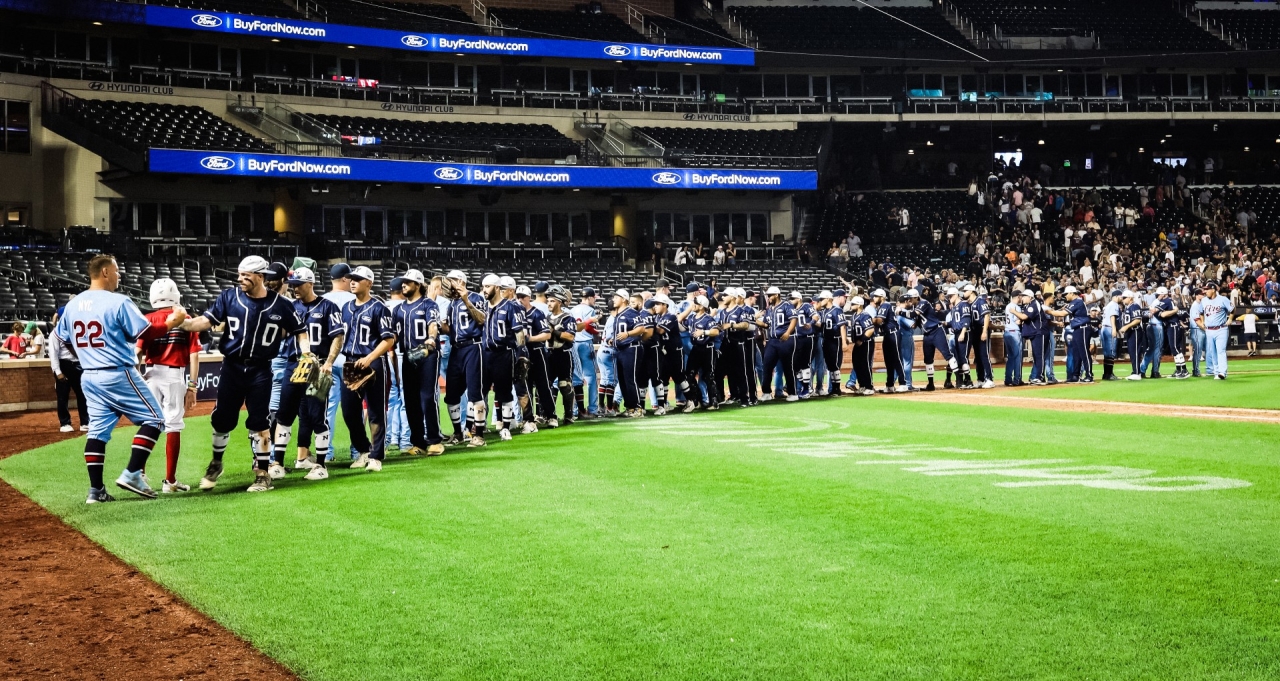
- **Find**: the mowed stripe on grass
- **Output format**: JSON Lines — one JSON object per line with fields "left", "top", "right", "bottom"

{"left": 1017, "top": 358, "right": 1280, "bottom": 410}
{"left": 1, "top": 398, "right": 1278, "bottom": 680}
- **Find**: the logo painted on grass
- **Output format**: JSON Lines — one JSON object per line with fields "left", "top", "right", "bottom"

{"left": 191, "top": 14, "right": 223, "bottom": 28}
{"left": 636, "top": 417, "right": 1251, "bottom": 493}
{"left": 200, "top": 156, "right": 236, "bottom": 171}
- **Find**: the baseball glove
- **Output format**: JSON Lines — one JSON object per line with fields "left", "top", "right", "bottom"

{"left": 291, "top": 353, "right": 319, "bottom": 384}
{"left": 343, "top": 364, "right": 375, "bottom": 392}
{"left": 307, "top": 369, "right": 333, "bottom": 400}
{"left": 515, "top": 355, "right": 530, "bottom": 381}
{"left": 406, "top": 339, "right": 436, "bottom": 365}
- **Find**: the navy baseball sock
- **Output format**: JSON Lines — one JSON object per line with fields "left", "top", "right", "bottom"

{"left": 84, "top": 438, "right": 107, "bottom": 489}
{"left": 574, "top": 387, "right": 586, "bottom": 414}
{"left": 126, "top": 424, "right": 162, "bottom": 473}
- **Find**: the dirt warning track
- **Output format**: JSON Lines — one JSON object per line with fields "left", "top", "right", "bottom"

{"left": 900, "top": 390, "right": 1280, "bottom": 424}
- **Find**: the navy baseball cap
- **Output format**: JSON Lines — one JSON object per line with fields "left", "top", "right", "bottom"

{"left": 643, "top": 298, "right": 657, "bottom": 310}
{"left": 329, "top": 263, "right": 352, "bottom": 280}
{"left": 656, "top": 278, "right": 670, "bottom": 289}
{"left": 389, "top": 277, "right": 405, "bottom": 292}
{"left": 833, "top": 289, "right": 847, "bottom": 297}
{"left": 534, "top": 281, "right": 549, "bottom": 294}
{"left": 686, "top": 282, "right": 700, "bottom": 293}
{"left": 582, "top": 286, "right": 596, "bottom": 298}
{"left": 265, "top": 262, "right": 289, "bottom": 282}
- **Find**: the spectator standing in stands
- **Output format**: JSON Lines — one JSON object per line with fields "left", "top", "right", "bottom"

{"left": 25, "top": 322, "right": 45, "bottom": 359}
{"left": 713, "top": 246, "right": 727, "bottom": 268}
{"left": 725, "top": 242, "right": 737, "bottom": 269}
{"left": 49, "top": 326, "right": 89, "bottom": 432}
{"left": 1, "top": 321, "right": 27, "bottom": 358}
{"left": 653, "top": 240, "right": 665, "bottom": 275}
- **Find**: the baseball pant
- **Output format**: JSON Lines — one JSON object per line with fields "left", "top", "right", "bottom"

{"left": 483, "top": 347, "right": 519, "bottom": 427}
{"left": 850, "top": 341, "right": 874, "bottom": 390}
{"left": 1045, "top": 332, "right": 1059, "bottom": 381}
{"left": 793, "top": 335, "right": 814, "bottom": 396}
{"left": 953, "top": 334, "right": 971, "bottom": 375}
{"left": 341, "top": 356, "right": 388, "bottom": 460}
{"left": 144, "top": 364, "right": 188, "bottom": 432}
{"left": 1067, "top": 325, "right": 1088, "bottom": 381}
{"left": 614, "top": 344, "right": 644, "bottom": 411}
{"left": 403, "top": 352, "right": 442, "bottom": 447}
{"left": 268, "top": 355, "right": 288, "bottom": 417}
{"left": 897, "top": 330, "right": 915, "bottom": 388}
{"left": 572, "top": 340, "right": 599, "bottom": 415}
{"left": 1026, "top": 334, "right": 1045, "bottom": 382}
{"left": 762, "top": 338, "right": 797, "bottom": 396}
{"left": 821, "top": 334, "right": 843, "bottom": 393}
{"left": 528, "top": 347, "right": 556, "bottom": 419}
{"left": 922, "top": 327, "right": 954, "bottom": 364}
{"left": 686, "top": 345, "right": 719, "bottom": 405}
{"left": 969, "top": 327, "right": 992, "bottom": 382}
{"left": 720, "top": 340, "right": 747, "bottom": 402}
{"left": 385, "top": 355, "right": 411, "bottom": 449}
{"left": 655, "top": 343, "right": 686, "bottom": 407}
{"left": 881, "top": 332, "right": 906, "bottom": 388}
{"left": 1126, "top": 330, "right": 1144, "bottom": 375}
{"left": 56, "top": 360, "right": 89, "bottom": 428}
{"left": 1142, "top": 324, "right": 1164, "bottom": 376}
{"left": 810, "top": 335, "right": 827, "bottom": 395}
{"left": 1206, "top": 327, "right": 1229, "bottom": 376}
{"left": 1101, "top": 327, "right": 1117, "bottom": 360}
{"left": 80, "top": 366, "right": 164, "bottom": 443}
{"left": 211, "top": 358, "right": 274, "bottom": 434}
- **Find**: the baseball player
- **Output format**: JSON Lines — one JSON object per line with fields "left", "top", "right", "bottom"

{"left": 392, "top": 269, "right": 445, "bottom": 456}
{"left": 1189, "top": 288, "right": 1208, "bottom": 377}
{"left": 717, "top": 289, "right": 749, "bottom": 405}
{"left": 1197, "top": 282, "right": 1233, "bottom": 380}
{"left": 1150, "top": 286, "right": 1182, "bottom": 378}
{"left": 568, "top": 287, "right": 600, "bottom": 418}
{"left": 896, "top": 291, "right": 919, "bottom": 391}
{"left": 818, "top": 290, "right": 847, "bottom": 395}
{"left": 595, "top": 290, "right": 626, "bottom": 417}
{"left": 650, "top": 294, "right": 692, "bottom": 414}
{"left": 521, "top": 285, "right": 555, "bottom": 426}
{"left": 511, "top": 286, "right": 542, "bottom": 432}
{"left": 791, "top": 292, "right": 818, "bottom": 398}
{"left": 1119, "top": 291, "right": 1146, "bottom": 380}
{"left": 871, "top": 289, "right": 907, "bottom": 393}
{"left": 1061, "top": 286, "right": 1091, "bottom": 383}
{"left": 339, "top": 266, "right": 397, "bottom": 469}
{"left": 1020, "top": 289, "right": 1047, "bottom": 385}
{"left": 263, "top": 262, "right": 292, "bottom": 422}
{"left": 846, "top": 297, "right": 876, "bottom": 395}
{"left": 1002, "top": 290, "right": 1027, "bottom": 387}
{"left": 1166, "top": 287, "right": 1191, "bottom": 379}
{"left": 481, "top": 274, "right": 524, "bottom": 441}
{"left": 964, "top": 284, "right": 994, "bottom": 389}
{"left": 761, "top": 286, "right": 799, "bottom": 401}
{"left": 441, "top": 270, "right": 489, "bottom": 446}
{"left": 137, "top": 278, "right": 202, "bottom": 493}
{"left": 272, "top": 267, "right": 343, "bottom": 480}
{"left": 545, "top": 285, "right": 579, "bottom": 425}
{"left": 947, "top": 288, "right": 973, "bottom": 388}
{"left": 57, "top": 255, "right": 186, "bottom": 503}
{"left": 1099, "top": 289, "right": 1123, "bottom": 381}
{"left": 181, "top": 256, "right": 308, "bottom": 493}
{"left": 323, "top": 263, "right": 357, "bottom": 461}
{"left": 917, "top": 285, "right": 958, "bottom": 391}
{"left": 684, "top": 295, "right": 721, "bottom": 409}
{"left": 612, "top": 293, "right": 649, "bottom": 417}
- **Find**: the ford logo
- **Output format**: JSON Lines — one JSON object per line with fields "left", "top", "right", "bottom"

{"left": 401, "top": 35, "right": 429, "bottom": 48}
{"left": 434, "top": 167, "right": 464, "bottom": 181}
{"left": 200, "top": 156, "right": 236, "bottom": 171}
{"left": 652, "top": 171, "right": 681, "bottom": 185}
{"left": 603, "top": 45, "right": 631, "bottom": 57}
{"left": 191, "top": 14, "right": 223, "bottom": 28}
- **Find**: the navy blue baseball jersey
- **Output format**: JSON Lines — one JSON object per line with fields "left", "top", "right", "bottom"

{"left": 821, "top": 306, "right": 847, "bottom": 340}
{"left": 874, "top": 301, "right": 899, "bottom": 334}
{"left": 550, "top": 312, "right": 577, "bottom": 349}
{"left": 446, "top": 291, "right": 489, "bottom": 346}
{"left": 914, "top": 299, "right": 942, "bottom": 332}
{"left": 795, "top": 302, "right": 818, "bottom": 337}
{"left": 690, "top": 313, "right": 719, "bottom": 347}
{"left": 1122, "top": 303, "right": 1144, "bottom": 330}
{"left": 654, "top": 312, "right": 681, "bottom": 347}
{"left": 1020, "top": 300, "right": 1043, "bottom": 337}
{"left": 849, "top": 312, "right": 873, "bottom": 342}
{"left": 766, "top": 302, "right": 796, "bottom": 339}
{"left": 1066, "top": 298, "right": 1089, "bottom": 329}
{"left": 948, "top": 301, "right": 971, "bottom": 333}
{"left": 392, "top": 296, "right": 441, "bottom": 353}
{"left": 522, "top": 305, "right": 549, "bottom": 349}
{"left": 287, "top": 296, "right": 342, "bottom": 360}
{"left": 483, "top": 298, "right": 524, "bottom": 350}
{"left": 1152, "top": 297, "right": 1174, "bottom": 325}
{"left": 969, "top": 297, "right": 990, "bottom": 327}
{"left": 742, "top": 305, "right": 759, "bottom": 338}
{"left": 614, "top": 308, "right": 645, "bottom": 348}
{"left": 204, "top": 288, "right": 304, "bottom": 362}
{"left": 639, "top": 310, "right": 659, "bottom": 347}
{"left": 340, "top": 298, "right": 396, "bottom": 357}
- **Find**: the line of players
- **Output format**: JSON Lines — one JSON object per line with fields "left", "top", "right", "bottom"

{"left": 61, "top": 252, "right": 1237, "bottom": 502}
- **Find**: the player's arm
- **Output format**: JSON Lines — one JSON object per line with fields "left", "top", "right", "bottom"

{"left": 780, "top": 317, "right": 797, "bottom": 342}
{"left": 528, "top": 325, "right": 552, "bottom": 344}
{"left": 461, "top": 294, "right": 487, "bottom": 324}
{"left": 556, "top": 321, "right": 576, "bottom": 344}
{"left": 180, "top": 314, "right": 214, "bottom": 334}
{"left": 185, "top": 345, "right": 200, "bottom": 411}
{"left": 981, "top": 310, "right": 990, "bottom": 341}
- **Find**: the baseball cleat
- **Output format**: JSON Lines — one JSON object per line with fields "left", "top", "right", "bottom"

{"left": 268, "top": 463, "right": 287, "bottom": 480}
{"left": 115, "top": 469, "right": 157, "bottom": 499}
{"left": 561, "top": 417, "right": 574, "bottom": 426}
{"left": 1126, "top": 373, "right": 1143, "bottom": 381}
{"left": 162, "top": 479, "right": 190, "bottom": 494}
{"left": 1175, "top": 372, "right": 1188, "bottom": 380}
{"left": 304, "top": 466, "right": 329, "bottom": 480}
{"left": 653, "top": 406, "right": 666, "bottom": 416}
{"left": 547, "top": 418, "right": 559, "bottom": 429}
{"left": 80, "top": 425, "right": 89, "bottom": 432}
{"left": 468, "top": 435, "right": 486, "bottom": 448}
{"left": 499, "top": 428, "right": 512, "bottom": 441}
{"left": 59, "top": 424, "right": 74, "bottom": 433}
{"left": 521, "top": 422, "right": 538, "bottom": 435}
{"left": 759, "top": 394, "right": 774, "bottom": 402}
{"left": 444, "top": 434, "right": 465, "bottom": 446}
{"left": 894, "top": 385, "right": 909, "bottom": 393}
{"left": 294, "top": 457, "right": 317, "bottom": 470}
{"left": 785, "top": 395, "right": 800, "bottom": 402}
{"left": 707, "top": 404, "right": 719, "bottom": 411}
{"left": 1215, "top": 374, "right": 1227, "bottom": 380}
{"left": 404, "top": 446, "right": 426, "bottom": 457}
{"left": 365, "top": 458, "right": 383, "bottom": 472}
{"left": 246, "top": 471, "right": 274, "bottom": 492}
{"left": 980, "top": 380, "right": 995, "bottom": 389}
{"left": 86, "top": 487, "right": 115, "bottom": 504}
{"left": 427, "top": 444, "right": 446, "bottom": 456}
{"left": 349, "top": 453, "right": 370, "bottom": 469}
{"left": 199, "top": 460, "right": 223, "bottom": 490}
{"left": 682, "top": 400, "right": 697, "bottom": 413}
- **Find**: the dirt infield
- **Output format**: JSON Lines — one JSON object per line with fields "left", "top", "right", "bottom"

{"left": 0, "top": 406, "right": 297, "bottom": 681}
{"left": 901, "top": 389, "right": 1280, "bottom": 424}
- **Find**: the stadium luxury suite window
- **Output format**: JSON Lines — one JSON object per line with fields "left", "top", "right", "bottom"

{"left": 1, "top": 100, "right": 30, "bottom": 154}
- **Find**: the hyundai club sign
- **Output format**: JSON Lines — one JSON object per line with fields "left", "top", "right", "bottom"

{"left": 149, "top": 149, "right": 815, "bottom": 191}
{"left": 134, "top": 5, "right": 754, "bottom": 65}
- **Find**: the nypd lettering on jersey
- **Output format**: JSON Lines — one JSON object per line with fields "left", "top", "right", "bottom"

{"left": 341, "top": 298, "right": 396, "bottom": 357}
{"left": 446, "top": 291, "right": 490, "bottom": 346}
{"left": 288, "top": 297, "right": 343, "bottom": 360}
{"left": 204, "top": 288, "right": 304, "bottom": 362}
{"left": 393, "top": 297, "right": 441, "bottom": 353}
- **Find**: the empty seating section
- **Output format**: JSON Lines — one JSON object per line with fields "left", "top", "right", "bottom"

{"left": 949, "top": 0, "right": 1226, "bottom": 50}
{"left": 133, "top": 0, "right": 303, "bottom": 19}
{"left": 633, "top": 127, "right": 822, "bottom": 168}
{"left": 728, "top": 6, "right": 972, "bottom": 51}
{"left": 674, "top": 262, "right": 845, "bottom": 293}
{"left": 307, "top": 114, "right": 579, "bottom": 159}
{"left": 319, "top": 0, "right": 484, "bottom": 35}
{"left": 643, "top": 15, "right": 741, "bottom": 48}
{"left": 62, "top": 99, "right": 274, "bottom": 153}
{"left": 489, "top": 8, "right": 646, "bottom": 42}
{"left": 1201, "top": 9, "right": 1280, "bottom": 50}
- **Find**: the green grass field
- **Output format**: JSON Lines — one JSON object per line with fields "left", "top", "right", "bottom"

{"left": 1026, "top": 358, "right": 1280, "bottom": 409}
{"left": 3, "top": 376, "right": 1280, "bottom": 680}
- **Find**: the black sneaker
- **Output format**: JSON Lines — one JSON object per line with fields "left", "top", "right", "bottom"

{"left": 444, "top": 433, "right": 465, "bottom": 446}
{"left": 86, "top": 487, "right": 115, "bottom": 504}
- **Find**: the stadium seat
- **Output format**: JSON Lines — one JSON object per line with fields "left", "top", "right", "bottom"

{"left": 59, "top": 99, "right": 275, "bottom": 153}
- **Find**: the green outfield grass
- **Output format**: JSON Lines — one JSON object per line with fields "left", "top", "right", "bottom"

{"left": 2, "top": 398, "right": 1279, "bottom": 680}
{"left": 1024, "top": 358, "right": 1280, "bottom": 409}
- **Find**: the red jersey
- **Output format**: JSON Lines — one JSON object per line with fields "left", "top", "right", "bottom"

{"left": 138, "top": 308, "right": 201, "bottom": 368}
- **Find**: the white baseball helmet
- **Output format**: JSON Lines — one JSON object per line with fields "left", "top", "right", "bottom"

{"left": 149, "top": 278, "right": 181, "bottom": 308}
